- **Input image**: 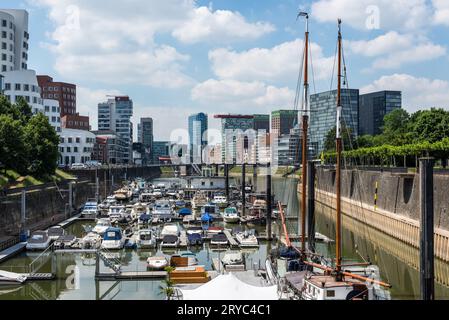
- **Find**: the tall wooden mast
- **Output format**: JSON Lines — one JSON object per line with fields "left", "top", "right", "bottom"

{"left": 298, "top": 11, "right": 309, "bottom": 254}
{"left": 335, "top": 19, "right": 343, "bottom": 277}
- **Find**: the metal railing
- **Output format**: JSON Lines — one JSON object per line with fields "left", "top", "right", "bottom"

{"left": 28, "top": 244, "right": 54, "bottom": 275}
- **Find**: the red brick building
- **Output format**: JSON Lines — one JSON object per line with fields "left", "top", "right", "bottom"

{"left": 37, "top": 75, "right": 77, "bottom": 116}
{"left": 61, "top": 114, "right": 90, "bottom": 131}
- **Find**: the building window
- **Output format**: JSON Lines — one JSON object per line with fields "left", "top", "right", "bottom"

{"left": 24, "top": 84, "right": 29, "bottom": 91}
{"left": 33, "top": 97, "right": 37, "bottom": 104}
{"left": 1, "top": 31, "right": 6, "bottom": 39}
{"left": 1, "top": 65, "right": 6, "bottom": 72}
{"left": 76, "top": 137, "right": 80, "bottom": 143}
{"left": 4, "top": 83, "right": 10, "bottom": 90}
{"left": 66, "top": 147, "right": 71, "bottom": 152}
{"left": 74, "top": 147, "right": 78, "bottom": 153}
{"left": 1, "top": 54, "right": 6, "bottom": 61}
{"left": 68, "top": 138, "right": 73, "bottom": 143}
{"left": 60, "top": 137, "right": 64, "bottom": 143}
{"left": 52, "top": 106, "right": 57, "bottom": 112}
{"left": 45, "top": 106, "right": 50, "bottom": 112}
{"left": 1, "top": 20, "right": 6, "bottom": 27}
{"left": 1, "top": 42, "right": 6, "bottom": 50}
{"left": 15, "top": 83, "right": 21, "bottom": 90}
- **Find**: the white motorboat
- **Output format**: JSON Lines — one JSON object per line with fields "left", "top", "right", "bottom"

{"left": 186, "top": 226, "right": 203, "bottom": 235}
{"left": 114, "top": 187, "right": 132, "bottom": 201}
{"left": 161, "top": 235, "right": 179, "bottom": 248}
{"left": 192, "top": 192, "right": 208, "bottom": 210}
{"left": 80, "top": 232, "right": 102, "bottom": 249}
{"left": 147, "top": 256, "right": 168, "bottom": 270}
{"left": 92, "top": 218, "right": 112, "bottom": 236}
{"left": 136, "top": 229, "right": 157, "bottom": 249}
{"left": 160, "top": 224, "right": 180, "bottom": 237}
{"left": 108, "top": 205, "right": 129, "bottom": 223}
{"left": 131, "top": 202, "right": 149, "bottom": 220}
{"left": 47, "top": 226, "right": 65, "bottom": 241}
{"left": 210, "top": 233, "right": 228, "bottom": 246}
{"left": 99, "top": 196, "right": 117, "bottom": 210}
{"left": 101, "top": 227, "right": 126, "bottom": 250}
{"left": 222, "top": 207, "right": 240, "bottom": 223}
{"left": 139, "top": 192, "right": 153, "bottom": 203}
{"left": 221, "top": 251, "right": 243, "bottom": 266}
{"left": 213, "top": 194, "right": 228, "bottom": 208}
{"left": 153, "top": 200, "right": 174, "bottom": 222}
{"left": 26, "top": 231, "right": 51, "bottom": 251}
{"left": 236, "top": 230, "right": 259, "bottom": 248}
{"left": 81, "top": 200, "right": 98, "bottom": 218}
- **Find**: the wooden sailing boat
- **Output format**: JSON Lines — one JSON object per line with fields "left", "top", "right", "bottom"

{"left": 268, "top": 17, "right": 392, "bottom": 300}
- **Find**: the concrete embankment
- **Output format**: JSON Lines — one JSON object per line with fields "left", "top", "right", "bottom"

{"left": 299, "top": 168, "right": 449, "bottom": 262}
{"left": 0, "top": 166, "right": 161, "bottom": 239}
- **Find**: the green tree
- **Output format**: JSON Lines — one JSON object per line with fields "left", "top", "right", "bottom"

{"left": 23, "top": 113, "right": 60, "bottom": 177}
{"left": 323, "top": 125, "right": 354, "bottom": 152}
{"left": 381, "top": 108, "right": 412, "bottom": 145}
{"left": 15, "top": 97, "right": 33, "bottom": 124}
{"left": 409, "top": 108, "right": 449, "bottom": 143}
{"left": 0, "top": 115, "right": 28, "bottom": 174}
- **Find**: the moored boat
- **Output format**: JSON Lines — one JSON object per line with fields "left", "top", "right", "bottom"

{"left": 26, "top": 231, "right": 51, "bottom": 251}
{"left": 101, "top": 227, "right": 125, "bottom": 250}
{"left": 222, "top": 207, "right": 240, "bottom": 223}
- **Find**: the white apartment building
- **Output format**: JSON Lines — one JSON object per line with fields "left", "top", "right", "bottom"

{"left": 0, "top": 9, "right": 29, "bottom": 72}
{"left": 2, "top": 69, "right": 43, "bottom": 114}
{"left": 43, "top": 98, "right": 61, "bottom": 133}
{"left": 59, "top": 128, "right": 96, "bottom": 165}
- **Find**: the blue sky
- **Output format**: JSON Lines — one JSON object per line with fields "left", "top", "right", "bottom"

{"left": 3, "top": 0, "right": 449, "bottom": 140}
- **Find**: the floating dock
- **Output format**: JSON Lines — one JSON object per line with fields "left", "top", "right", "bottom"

{"left": 96, "top": 271, "right": 167, "bottom": 280}
{"left": 223, "top": 230, "right": 239, "bottom": 249}
{"left": 0, "top": 242, "right": 27, "bottom": 263}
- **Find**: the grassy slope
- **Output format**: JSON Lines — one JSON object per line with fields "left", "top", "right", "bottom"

{"left": 0, "top": 169, "right": 75, "bottom": 189}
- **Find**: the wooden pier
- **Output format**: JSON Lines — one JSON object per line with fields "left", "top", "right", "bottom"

{"left": 223, "top": 229, "right": 239, "bottom": 248}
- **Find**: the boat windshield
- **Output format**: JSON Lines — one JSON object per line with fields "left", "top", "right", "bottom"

{"left": 225, "top": 208, "right": 237, "bottom": 214}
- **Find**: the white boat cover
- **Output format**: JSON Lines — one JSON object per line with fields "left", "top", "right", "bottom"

{"left": 0, "top": 270, "right": 27, "bottom": 283}
{"left": 180, "top": 273, "right": 278, "bottom": 300}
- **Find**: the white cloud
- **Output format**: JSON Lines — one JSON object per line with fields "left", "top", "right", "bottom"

{"left": 361, "top": 74, "right": 449, "bottom": 112}
{"left": 30, "top": 0, "right": 275, "bottom": 88}
{"left": 209, "top": 39, "right": 334, "bottom": 83}
{"left": 311, "top": 0, "right": 431, "bottom": 31}
{"left": 191, "top": 79, "right": 294, "bottom": 111}
{"left": 433, "top": 0, "right": 449, "bottom": 26}
{"left": 347, "top": 32, "right": 446, "bottom": 69}
{"left": 172, "top": 6, "right": 275, "bottom": 44}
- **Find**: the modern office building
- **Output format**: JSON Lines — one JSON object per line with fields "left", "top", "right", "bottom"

{"left": 152, "top": 141, "right": 170, "bottom": 164}
{"left": 359, "top": 91, "right": 402, "bottom": 136}
{"left": 0, "top": 9, "right": 29, "bottom": 72}
{"left": 253, "top": 114, "right": 270, "bottom": 133}
{"left": 98, "top": 96, "right": 133, "bottom": 163}
{"left": 137, "top": 117, "right": 153, "bottom": 164}
{"left": 214, "top": 114, "right": 254, "bottom": 163}
{"left": 309, "top": 89, "right": 359, "bottom": 156}
{"left": 188, "top": 112, "right": 208, "bottom": 164}
{"left": 43, "top": 99, "right": 61, "bottom": 133}
{"left": 271, "top": 110, "right": 298, "bottom": 137}
{"left": 37, "top": 75, "right": 76, "bottom": 116}
{"left": 91, "top": 130, "right": 129, "bottom": 164}
{"left": 2, "top": 69, "right": 43, "bottom": 114}
{"left": 58, "top": 128, "right": 96, "bottom": 165}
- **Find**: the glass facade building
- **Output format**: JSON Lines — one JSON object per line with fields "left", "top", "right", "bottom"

{"left": 216, "top": 115, "right": 254, "bottom": 164}
{"left": 271, "top": 110, "right": 298, "bottom": 137}
{"left": 188, "top": 113, "right": 208, "bottom": 164}
{"left": 97, "top": 96, "right": 133, "bottom": 163}
{"left": 137, "top": 117, "right": 153, "bottom": 164}
{"left": 359, "top": 91, "right": 402, "bottom": 136}
{"left": 309, "top": 89, "right": 359, "bottom": 156}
